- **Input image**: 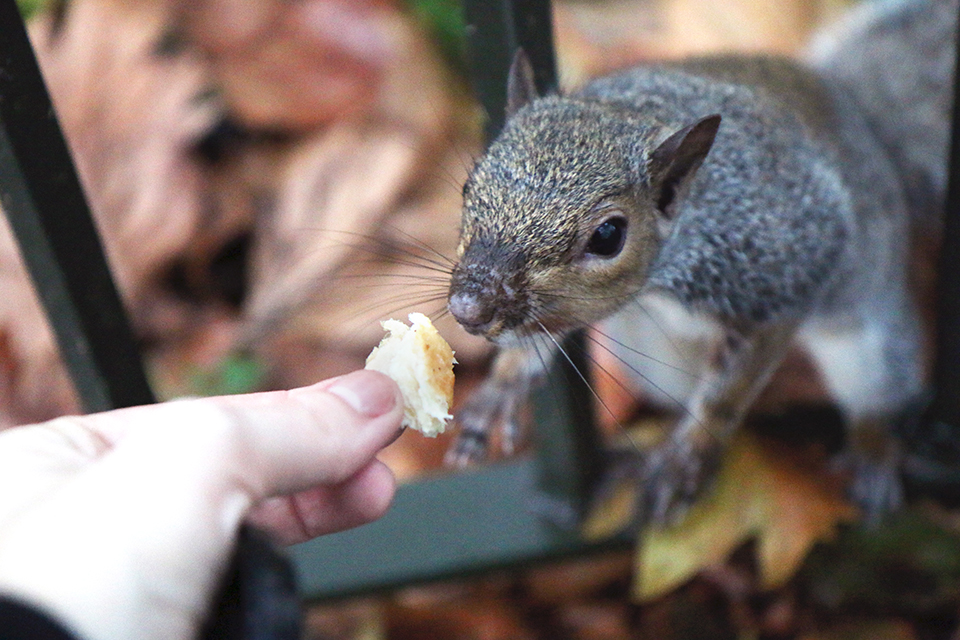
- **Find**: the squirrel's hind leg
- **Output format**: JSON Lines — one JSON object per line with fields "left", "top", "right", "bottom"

{"left": 799, "top": 315, "right": 925, "bottom": 523}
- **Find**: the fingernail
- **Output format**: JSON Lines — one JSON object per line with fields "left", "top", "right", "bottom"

{"left": 328, "top": 370, "right": 398, "bottom": 417}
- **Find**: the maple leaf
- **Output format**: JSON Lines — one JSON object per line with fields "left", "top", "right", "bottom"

{"left": 601, "top": 428, "right": 858, "bottom": 601}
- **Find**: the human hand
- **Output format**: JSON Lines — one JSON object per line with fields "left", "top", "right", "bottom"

{"left": 0, "top": 369, "right": 403, "bottom": 640}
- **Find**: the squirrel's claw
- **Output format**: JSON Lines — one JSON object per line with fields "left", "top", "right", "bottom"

{"left": 833, "top": 422, "right": 905, "bottom": 526}
{"left": 446, "top": 362, "right": 530, "bottom": 466}
{"left": 446, "top": 381, "right": 504, "bottom": 466}
{"left": 446, "top": 389, "right": 525, "bottom": 466}
{"left": 640, "top": 437, "right": 722, "bottom": 527}
{"left": 445, "top": 424, "right": 489, "bottom": 467}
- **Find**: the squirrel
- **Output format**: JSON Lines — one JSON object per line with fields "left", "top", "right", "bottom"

{"left": 807, "top": 0, "right": 956, "bottom": 235}
{"left": 445, "top": 23, "right": 932, "bottom": 525}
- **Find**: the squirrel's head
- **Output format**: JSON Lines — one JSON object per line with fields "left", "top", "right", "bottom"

{"left": 448, "top": 52, "right": 720, "bottom": 345}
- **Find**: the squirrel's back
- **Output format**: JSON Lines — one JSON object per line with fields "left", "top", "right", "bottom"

{"left": 809, "top": 0, "right": 956, "bottom": 231}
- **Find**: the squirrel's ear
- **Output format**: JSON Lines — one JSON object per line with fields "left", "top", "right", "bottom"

{"left": 506, "top": 49, "right": 539, "bottom": 119}
{"left": 648, "top": 114, "right": 721, "bottom": 219}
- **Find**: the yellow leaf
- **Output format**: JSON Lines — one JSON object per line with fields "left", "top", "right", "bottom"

{"left": 752, "top": 437, "right": 858, "bottom": 588}
{"left": 582, "top": 476, "right": 639, "bottom": 541}
{"left": 634, "top": 430, "right": 857, "bottom": 601}
{"left": 582, "top": 417, "right": 670, "bottom": 541}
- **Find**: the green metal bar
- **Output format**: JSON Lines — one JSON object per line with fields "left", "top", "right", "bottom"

{"left": 530, "top": 332, "right": 605, "bottom": 528}
{"left": 292, "top": 0, "right": 609, "bottom": 601}
{"left": 460, "top": 0, "right": 605, "bottom": 528}
{"left": 293, "top": 459, "right": 629, "bottom": 601}
{"left": 0, "top": 0, "right": 155, "bottom": 412}
{"left": 463, "top": 0, "right": 558, "bottom": 142}
{"left": 0, "top": 4, "right": 297, "bottom": 637}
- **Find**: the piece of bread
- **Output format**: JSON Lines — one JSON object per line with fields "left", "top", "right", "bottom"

{"left": 365, "top": 313, "right": 456, "bottom": 436}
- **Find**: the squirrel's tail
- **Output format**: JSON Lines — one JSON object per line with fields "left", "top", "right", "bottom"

{"left": 807, "top": 0, "right": 957, "bottom": 235}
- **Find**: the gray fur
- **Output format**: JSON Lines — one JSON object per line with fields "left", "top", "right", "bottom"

{"left": 809, "top": 0, "right": 957, "bottom": 232}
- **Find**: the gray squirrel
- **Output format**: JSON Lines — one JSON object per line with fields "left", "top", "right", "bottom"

{"left": 444, "top": 1, "right": 948, "bottom": 525}
{"left": 808, "top": 0, "right": 956, "bottom": 235}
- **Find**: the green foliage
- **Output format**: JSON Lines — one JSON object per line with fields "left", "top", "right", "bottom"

{"left": 187, "top": 353, "right": 267, "bottom": 398}
{"left": 405, "top": 0, "right": 467, "bottom": 72}
{"left": 802, "top": 509, "right": 960, "bottom": 615}
{"left": 16, "top": 0, "right": 46, "bottom": 20}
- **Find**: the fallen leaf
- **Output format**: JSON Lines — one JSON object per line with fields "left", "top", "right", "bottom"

{"left": 582, "top": 418, "right": 668, "bottom": 541}
{"left": 583, "top": 476, "right": 640, "bottom": 542}
{"left": 234, "top": 9, "right": 492, "bottom": 393}
{"left": 186, "top": 0, "right": 403, "bottom": 131}
{"left": 30, "top": 0, "right": 223, "bottom": 308}
{"left": 635, "top": 429, "right": 857, "bottom": 601}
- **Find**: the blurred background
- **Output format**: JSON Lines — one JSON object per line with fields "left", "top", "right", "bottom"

{"left": 0, "top": 0, "right": 852, "bottom": 467}
{"left": 6, "top": 1, "right": 958, "bottom": 639}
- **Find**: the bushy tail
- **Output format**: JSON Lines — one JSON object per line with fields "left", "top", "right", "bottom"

{"left": 807, "top": 0, "right": 957, "bottom": 234}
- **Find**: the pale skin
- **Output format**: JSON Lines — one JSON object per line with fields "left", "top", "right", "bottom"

{"left": 0, "top": 369, "right": 404, "bottom": 640}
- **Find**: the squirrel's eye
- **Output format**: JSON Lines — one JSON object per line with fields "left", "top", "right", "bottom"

{"left": 586, "top": 217, "right": 627, "bottom": 258}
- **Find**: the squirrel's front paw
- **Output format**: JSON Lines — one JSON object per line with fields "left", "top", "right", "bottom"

{"left": 446, "top": 426, "right": 489, "bottom": 467}
{"left": 445, "top": 407, "right": 494, "bottom": 466}
{"left": 445, "top": 384, "right": 525, "bottom": 467}
{"left": 640, "top": 437, "right": 722, "bottom": 526}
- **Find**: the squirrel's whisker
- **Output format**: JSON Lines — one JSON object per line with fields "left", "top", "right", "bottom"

{"left": 584, "top": 325, "right": 698, "bottom": 379}
{"left": 304, "top": 227, "right": 456, "bottom": 275}
{"left": 429, "top": 307, "right": 453, "bottom": 324}
{"left": 380, "top": 223, "right": 458, "bottom": 268}
{"left": 531, "top": 318, "right": 635, "bottom": 447}
{"left": 332, "top": 274, "right": 450, "bottom": 288}
{"left": 350, "top": 291, "right": 451, "bottom": 325}
{"left": 627, "top": 298, "right": 689, "bottom": 365}
{"left": 573, "top": 329, "right": 715, "bottom": 440}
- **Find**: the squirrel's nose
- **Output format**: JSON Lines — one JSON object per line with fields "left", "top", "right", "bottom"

{"left": 448, "top": 291, "right": 495, "bottom": 334}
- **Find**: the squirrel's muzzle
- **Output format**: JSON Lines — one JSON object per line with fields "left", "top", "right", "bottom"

{"left": 448, "top": 261, "right": 501, "bottom": 335}
{"left": 448, "top": 247, "right": 529, "bottom": 340}
{"left": 448, "top": 289, "right": 495, "bottom": 334}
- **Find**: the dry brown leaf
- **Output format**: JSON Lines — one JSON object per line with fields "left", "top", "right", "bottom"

{"left": 186, "top": 0, "right": 403, "bottom": 131}
{"left": 242, "top": 123, "right": 422, "bottom": 338}
{"left": 0, "top": 0, "right": 241, "bottom": 422}
{"left": 554, "top": 602, "right": 634, "bottom": 640}
{"left": 30, "top": 1, "right": 221, "bottom": 308}
{"left": 386, "top": 584, "right": 539, "bottom": 640}
{"left": 522, "top": 552, "right": 633, "bottom": 605}
{"left": 3, "top": 0, "right": 478, "bottom": 424}
{"left": 554, "top": 0, "right": 852, "bottom": 88}
{"left": 634, "top": 430, "right": 857, "bottom": 601}
{"left": 234, "top": 4, "right": 492, "bottom": 393}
